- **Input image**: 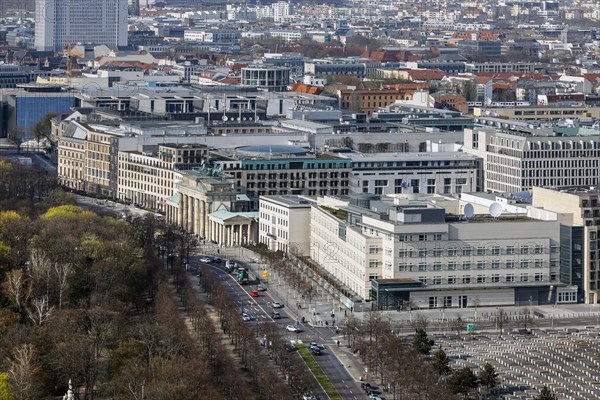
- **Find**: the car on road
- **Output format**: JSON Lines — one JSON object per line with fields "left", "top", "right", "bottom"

{"left": 272, "top": 312, "right": 281, "bottom": 319}
{"left": 251, "top": 290, "right": 259, "bottom": 297}
{"left": 302, "top": 394, "right": 318, "bottom": 400}
{"left": 309, "top": 342, "right": 325, "bottom": 350}
{"left": 256, "top": 284, "right": 267, "bottom": 291}
{"left": 310, "top": 347, "right": 322, "bottom": 355}
{"left": 214, "top": 258, "right": 222, "bottom": 263}
{"left": 199, "top": 256, "right": 213, "bottom": 263}
{"left": 361, "top": 382, "right": 372, "bottom": 391}
{"left": 284, "top": 343, "right": 297, "bottom": 352}
{"left": 242, "top": 313, "right": 251, "bottom": 321}
{"left": 286, "top": 325, "right": 301, "bottom": 333}
{"left": 271, "top": 301, "right": 284, "bottom": 308}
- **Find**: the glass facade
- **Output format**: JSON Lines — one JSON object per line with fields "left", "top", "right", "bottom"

{"left": 16, "top": 96, "right": 75, "bottom": 137}
{"left": 560, "top": 224, "right": 583, "bottom": 301}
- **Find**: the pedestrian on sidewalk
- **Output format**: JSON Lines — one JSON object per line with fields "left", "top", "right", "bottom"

{"left": 337, "top": 340, "right": 340, "bottom": 347}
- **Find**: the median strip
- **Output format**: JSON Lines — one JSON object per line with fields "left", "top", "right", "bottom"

{"left": 295, "top": 343, "right": 343, "bottom": 400}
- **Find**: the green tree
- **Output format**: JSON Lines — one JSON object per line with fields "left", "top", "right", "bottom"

{"left": 478, "top": 362, "right": 499, "bottom": 395}
{"left": 431, "top": 348, "right": 451, "bottom": 375}
{"left": 534, "top": 386, "right": 558, "bottom": 400}
{"left": 460, "top": 81, "right": 477, "bottom": 102}
{"left": 0, "top": 372, "right": 14, "bottom": 400}
{"left": 412, "top": 328, "right": 434, "bottom": 355}
{"left": 447, "top": 367, "right": 478, "bottom": 395}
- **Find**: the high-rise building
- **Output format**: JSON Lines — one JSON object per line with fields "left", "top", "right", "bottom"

{"left": 35, "top": 0, "right": 128, "bottom": 52}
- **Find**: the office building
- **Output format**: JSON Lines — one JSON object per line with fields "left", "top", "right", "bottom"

{"left": 118, "top": 144, "right": 209, "bottom": 211}
{"left": 463, "top": 126, "right": 600, "bottom": 193}
{"left": 212, "top": 145, "right": 352, "bottom": 210}
{"left": 340, "top": 152, "right": 481, "bottom": 196}
{"left": 258, "top": 195, "right": 315, "bottom": 255}
{"left": 35, "top": 0, "right": 128, "bottom": 51}
{"left": 311, "top": 194, "right": 563, "bottom": 306}
{"left": 241, "top": 65, "right": 291, "bottom": 92}
{"left": 533, "top": 187, "right": 600, "bottom": 304}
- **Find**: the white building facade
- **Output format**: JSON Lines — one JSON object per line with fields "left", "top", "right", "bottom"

{"left": 311, "top": 195, "right": 563, "bottom": 307}
{"left": 463, "top": 127, "right": 600, "bottom": 193}
{"left": 341, "top": 152, "right": 481, "bottom": 196}
{"left": 35, "top": 0, "right": 128, "bottom": 51}
{"left": 258, "top": 195, "right": 315, "bottom": 256}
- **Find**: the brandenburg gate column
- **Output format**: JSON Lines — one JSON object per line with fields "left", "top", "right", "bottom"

{"left": 193, "top": 198, "right": 200, "bottom": 236}
{"left": 199, "top": 200, "right": 206, "bottom": 239}
{"left": 204, "top": 202, "right": 211, "bottom": 239}
{"left": 188, "top": 196, "right": 195, "bottom": 234}
{"left": 177, "top": 193, "right": 184, "bottom": 227}
{"left": 183, "top": 195, "right": 190, "bottom": 230}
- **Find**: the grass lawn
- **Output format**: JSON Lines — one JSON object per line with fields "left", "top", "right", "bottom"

{"left": 295, "top": 343, "right": 343, "bottom": 400}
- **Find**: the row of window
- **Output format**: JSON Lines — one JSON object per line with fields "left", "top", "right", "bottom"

{"left": 398, "top": 244, "right": 547, "bottom": 256}
{"left": 418, "top": 272, "right": 546, "bottom": 285}
{"left": 398, "top": 259, "right": 550, "bottom": 271}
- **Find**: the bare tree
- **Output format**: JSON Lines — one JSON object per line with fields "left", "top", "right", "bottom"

{"left": 7, "top": 343, "right": 39, "bottom": 400}
{"left": 2, "top": 268, "right": 31, "bottom": 313}
{"left": 493, "top": 308, "right": 509, "bottom": 335}
{"left": 519, "top": 307, "right": 535, "bottom": 331}
{"left": 27, "top": 248, "right": 53, "bottom": 299}
{"left": 471, "top": 296, "right": 481, "bottom": 320}
{"left": 53, "top": 262, "right": 72, "bottom": 310}
{"left": 409, "top": 312, "right": 429, "bottom": 332}
{"left": 26, "top": 295, "right": 54, "bottom": 326}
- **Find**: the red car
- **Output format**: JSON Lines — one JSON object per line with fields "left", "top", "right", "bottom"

{"left": 251, "top": 290, "right": 259, "bottom": 297}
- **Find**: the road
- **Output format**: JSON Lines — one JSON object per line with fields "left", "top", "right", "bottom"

{"left": 192, "top": 255, "right": 367, "bottom": 400}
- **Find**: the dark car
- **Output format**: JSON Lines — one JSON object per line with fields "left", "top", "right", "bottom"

{"left": 361, "top": 382, "right": 372, "bottom": 391}
{"left": 310, "top": 347, "right": 322, "bottom": 355}
{"left": 284, "top": 343, "right": 297, "bottom": 352}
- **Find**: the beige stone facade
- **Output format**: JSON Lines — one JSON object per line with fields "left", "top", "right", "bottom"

{"left": 118, "top": 144, "right": 208, "bottom": 211}
{"left": 533, "top": 187, "right": 600, "bottom": 304}
{"left": 57, "top": 121, "right": 121, "bottom": 197}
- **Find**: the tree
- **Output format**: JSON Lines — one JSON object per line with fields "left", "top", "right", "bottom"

{"left": 447, "top": 367, "right": 478, "bottom": 395}
{"left": 478, "top": 363, "right": 499, "bottom": 395}
{"left": 32, "top": 113, "right": 58, "bottom": 152}
{"left": 534, "top": 386, "right": 558, "bottom": 400}
{"left": 0, "top": 372, "right": 14, "bottom": 400}
{"left": 412, "top": 328, "right": 434, "bottom": 355}
{"left": 2, "top": 269, "right": 31, "bottom": 313}
{"left": 7, "top": 343, "right": 40, "bottom": 400}
{"left": 494, "top": 308, "right": 509, "bottom": 334}
{"left": 431, "top": 348, "right": 451, "bottom": 375}
{"left": 460, "top": 81, "right": 477, "bottom": 102}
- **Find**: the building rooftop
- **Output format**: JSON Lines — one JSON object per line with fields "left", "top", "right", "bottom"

{"left": 261, "top": 195, "right": 316, "bottom": 207}
{"left": 338, "top": 151, "right": 480, "bottom": 162}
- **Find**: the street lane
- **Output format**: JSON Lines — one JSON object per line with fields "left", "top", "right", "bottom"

{"left": 227, "top": 258, "right": 367, "bottom": 400}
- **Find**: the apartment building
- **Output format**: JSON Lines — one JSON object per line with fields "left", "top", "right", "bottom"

{"left": 213, "top": 146, "right": 352, "bottom": 210}
{"left": 258, "top": 195, "right": 315, "bottom": 255}
{"left": 341, "top": 152, "right": 481, "bottom": 196}
{"left": 118, "top": 144, "right": 209, "bottom": 211}
{"left": 338, "top": 89, "right": 415, "bottom": 115}
{"left": 57, "top": 121, "right": 123, "bottom": 197}
{"left": 463, "top": 126, "right": 600, "bottom": 193}
{"left": 311, "top": 194, "right": 563, "bottom": 307}
{"left": 35, "top": 0, "right": 128, "bottom": 51}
